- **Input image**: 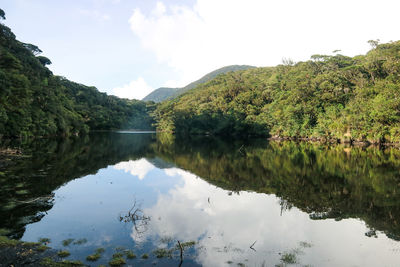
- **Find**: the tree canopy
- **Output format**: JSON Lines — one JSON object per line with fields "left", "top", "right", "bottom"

{"left": 154, "top": 41, "right": 400, "bottom": 143}
{"left": 0, "top": 9, "right": 154, "bottom": 138}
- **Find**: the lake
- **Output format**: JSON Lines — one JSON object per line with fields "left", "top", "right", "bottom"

{"left": 1, "top": 132, "right": 400, "bottom": 266}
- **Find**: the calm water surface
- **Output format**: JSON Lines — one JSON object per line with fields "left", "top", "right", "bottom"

{"left": 1, "top": 133, "right": 400, "bottom": 266}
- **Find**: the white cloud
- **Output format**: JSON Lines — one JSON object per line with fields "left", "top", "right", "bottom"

{"left": 112, "top": 77, "right": 153, "bottom": 100}
{"left": 129, "top": 0, "right": 400, "bottom": 86}
{"left": 133, "top": 167, "right": 400, "bottom": 267}
{"left": 113, "top": 158, "right": 155, "bottom": 179}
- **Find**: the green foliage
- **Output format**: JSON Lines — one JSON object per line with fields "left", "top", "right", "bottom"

{"left": 0, "top": 235, "right": 18, "bottom": 247}
{"left": 86, "top": 253, "right": 101, "bottom": 261}
{"left": 72, "top": 238, "right": 86, "bottom": 245}
{"left": 154, "top": 41, "right": 400, "bottom": 142}
{"left": 125, "top": 250, "right": 136, "bottom": 259}
{"left": 61, "top": 239, "right": 74, "bottom": 246}
{"left": 0, "top": 14, "right": 154, "bottom": 138}
{"left": 40, "top": 257, "right": 84, "bottom": 267}
{"left": 36, "top": 244, "right": 50, "bottom": 252}
{"left": 57, "top": 250, "right": 70, "bottom": 258}
{"left": 109, "top": 256, "right": 126, "bottom": 266}
{"left": 141, "top": 253, "right": 149, "bottom": 259}
{"left": 38, "top": 237, "right": 51, "bottom": 244}
{"left": 143, "top": 65, "right": 255, "bottom": 102}
{"left": 143, "top": 87, "right": 179, "bottom": 102}
{"left": 0, "top": 8, "right": 5, "bottom": 20}
{"left": 96, "top": 247, "right": 105, "bottom": 254}
{"left": 37, "top": 56, "right": 51, "bottom": 66}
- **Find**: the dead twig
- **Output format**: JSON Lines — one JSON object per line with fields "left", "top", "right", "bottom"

{"left": 177, "top": 240, "right": 183, "bottom": 261}
{"left": 250, "top": 240, "right": 257, "bottom": 251}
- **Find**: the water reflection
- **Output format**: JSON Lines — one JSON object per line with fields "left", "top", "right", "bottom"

{"left": 1, "top": 133, "right": 400, "bottom": 266}
{"left": 138, "top": 167, "right": 400, "bottom": 266}
{"left": 114, "top": 159, "right": 155, "bottom": 180}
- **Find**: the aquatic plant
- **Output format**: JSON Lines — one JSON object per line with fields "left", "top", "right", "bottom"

{"left": 141, "top": 253, "right": 149, "bottom": 259}
{"left": 86, "top": 253, "right": 101, "bottom": 261}
{"left": 125, "top": 250, "right": 136, "bottom": 259}
{"left": 38, "top": 237, "right": 51, "bottom": 244}
{"left": 61, "top": 239, "right": 74, "bottom": 246}
{"left": 73, "top": 238, "right": 87, "bottom": 245}
{"left": 109, "top": 256, "right": 126, "bottom": 266}
{"left": 57, "top": 250, "right": 70, "bottom": 258}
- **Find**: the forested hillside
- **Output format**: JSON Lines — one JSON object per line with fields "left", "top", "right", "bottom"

{"left": 0, "top": 9, "right": 154, "bottom": 138}
{"left": 154, "top": 41, "right": 400, "bottom": 143}
{"left": 142, "top": 65, "right": 254, "bottom": 102}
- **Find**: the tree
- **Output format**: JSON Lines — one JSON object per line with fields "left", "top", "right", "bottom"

{"left": 0, "top": 8, "right": 5, "bottom": 20}
{"left": 368, "top": 39, "right": 380, "bottom": 48}
{"left": 37, "top": 56, "right": 52, "bottom": 66}
{"left": 22, "top": 43, "right": 42, "bottom": 55}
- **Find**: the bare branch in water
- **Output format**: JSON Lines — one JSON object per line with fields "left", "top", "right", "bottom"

{"left": 119, "top": 198, "right": 150, "bottom": 236}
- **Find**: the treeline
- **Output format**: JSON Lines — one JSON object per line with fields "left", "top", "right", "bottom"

{"left": 154, "top": 40, "right": 400, "bottom": 143}
{"left": 0, "top": 9, "right": 154, "bottom": 138}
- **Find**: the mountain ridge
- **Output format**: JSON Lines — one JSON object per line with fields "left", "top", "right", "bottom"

{"left": 142, "top": 65, "right": 255, "bottom": 102}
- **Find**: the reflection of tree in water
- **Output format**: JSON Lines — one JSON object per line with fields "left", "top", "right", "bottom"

{"left": 0, "top": 132, "right": 156, "bottom": 238}
{"left": 154, "top": 135, "right": 400, "bottom": 241}
{"left": 119, "top": 199, "right": 151, "bottom": 237}
{"left": 4, "top": 132, "right": 400, "bottom": 244}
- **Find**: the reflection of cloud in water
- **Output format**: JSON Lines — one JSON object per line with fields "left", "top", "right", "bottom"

{"left": 134, "top": 168, "right": 400, "bottom": 266}
{"left": 113, "top": 159, "right": 155, "bottom": 179}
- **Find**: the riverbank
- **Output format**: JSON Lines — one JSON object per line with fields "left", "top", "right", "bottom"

{"left": 267, "top": 136, "right": 400, "bottom": 147}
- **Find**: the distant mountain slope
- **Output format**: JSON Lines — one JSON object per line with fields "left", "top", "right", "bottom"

{"left": 142, "top": 65, "right": 255, "bottom": 102}
{"left": 142, "top": 87, "right": 179, "bottom": 103}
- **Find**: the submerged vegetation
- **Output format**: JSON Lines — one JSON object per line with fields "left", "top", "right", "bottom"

{"left": 0, "top": 232, "right": 197, "bottom": 266}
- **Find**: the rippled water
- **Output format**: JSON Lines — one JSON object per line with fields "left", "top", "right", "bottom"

{"left": 1, "top": 133, "right": 400, "bottom": 266}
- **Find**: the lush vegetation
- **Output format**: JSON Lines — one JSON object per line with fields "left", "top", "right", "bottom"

{"left": 142, "top": 65, "right": 254, "bottom": 102}
{"left": 154, "top": 41, "right": 400, "bottom": 143}
{"left": 142, "top": 87, "right": 179, "bottom": 103}
{"left": 0, "top": 9, "right": 154, "bottom": 138}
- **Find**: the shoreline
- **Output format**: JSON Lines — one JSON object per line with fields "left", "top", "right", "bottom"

{"left": 267, "top": 136, "right": 400, "bottom": 148}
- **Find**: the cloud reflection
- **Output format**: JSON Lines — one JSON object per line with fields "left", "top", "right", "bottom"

{"left": 113, "top": 158, "right": 155, "bottom": 179}
{"left": 130, "top": 167, "right": 400, "bottom": 267}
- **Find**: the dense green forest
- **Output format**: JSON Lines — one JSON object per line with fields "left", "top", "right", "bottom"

{"left": 3, "top": 5, "right": 400, "bottom": 143}
{"left": 142, "top": 65, "right": 254, "bottom": 102}
{"left": 0, "top": 9, "right": 154, "bottom": 138}
{"left": 154, "top": 41, "right": 400, "bottom": 143}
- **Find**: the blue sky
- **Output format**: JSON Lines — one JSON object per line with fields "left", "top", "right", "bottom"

{"left": 2, "top": 0, "right": 400, "bottom": 99}
{"left": 2, "top": 0, "right": 187, "bottom": 98}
